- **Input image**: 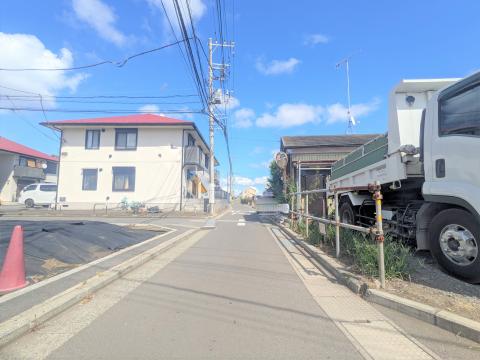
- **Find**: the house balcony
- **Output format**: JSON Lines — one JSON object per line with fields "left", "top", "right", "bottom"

{"left": 184, "top": 146, "right": 207, "bottom": 169}
{"left": 13, "top": 165, "right": 46, "bottom": 180}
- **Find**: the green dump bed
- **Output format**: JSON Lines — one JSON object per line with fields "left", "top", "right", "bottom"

{"left": 330, "top": 134, "right": 388, "bottom": 180}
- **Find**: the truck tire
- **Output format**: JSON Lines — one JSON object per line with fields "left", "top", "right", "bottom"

{"left": 428, "top": 208, "right": 480, "bottom": 283}
{"left": 25, "top": 198, "right": 34, "bottom": 208}
{"left": 339, "top": 202, "right": 355, "bottom": 225}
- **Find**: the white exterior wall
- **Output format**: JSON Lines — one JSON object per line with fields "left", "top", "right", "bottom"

{"left": 45, "top": 173, "right": 58, "bottom": 183}
{"left": 0, "top": 153, "right": 17, "bottom": 203}
{"left": 57, "top": 126, "right": 184, "bottom": 210}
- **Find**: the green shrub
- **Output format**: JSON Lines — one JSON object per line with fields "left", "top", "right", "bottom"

{"left": 338, "top": 229, "right": 410, "bottom": 279}
{"left": 292, "top": 221, "right": 411, "bottom": 279}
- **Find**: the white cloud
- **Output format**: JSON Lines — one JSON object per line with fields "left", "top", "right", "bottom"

{"left": 233, "top": 176, "right": 253, "bottom": 186}
{"left": 138, "top": 104, "right": 195, "bottom": 120}
{"left": 0, "top": 32, "right": 87, "bottom": 108}
{"left": 256, "top": 57, "right": 301, "bottom": 75}
{"left": 138, "top": 104, "right": 160, "bottom": 114}
{"left": 326, "top": 98, "right": 380, "bottom": 124}
{"left": 147, "top": 0, "right": 206, "bottom": 35}
{"left": 256, "top": 103, "right": 323, "bottom": 128}
{"left": 232, "top": 175, "right": 268, "bottom": 187}
{"left": 304, "top": 33, "right": 329, "bottom": 46}
{"left": 255, "top": 99, "right": 380, "bottom": 128}
{"left": 219, "top": 94, "right": 239, "bottom": 110}
{"left": 222, "top": 175, "right": 267, "bottom": 196}
{"left": 249, "top": 161, "right": 271, "bottom": 169}
{"left": 233, "top": 108, "right": 255, "bottom": 128}
{"left": 72, "top": 0, "right": 127, "bottom": 46}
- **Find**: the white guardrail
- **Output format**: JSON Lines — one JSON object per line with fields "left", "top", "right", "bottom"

{"left": 255, "top": 202, "right": 290, "bottom": 214}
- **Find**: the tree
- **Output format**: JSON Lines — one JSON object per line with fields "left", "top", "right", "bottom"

{"left": 267, "top": 161, "right": 285, "bottom": 202}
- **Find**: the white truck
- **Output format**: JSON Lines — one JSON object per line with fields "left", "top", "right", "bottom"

{"left": 328, "top": 73, "right": 480, "bottom": 282}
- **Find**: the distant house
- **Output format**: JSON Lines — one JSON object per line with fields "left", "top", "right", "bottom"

{"left": 240, "top": 187, "right": 257, "bottom": 205}
{"left": 0, "top": 137, "right": 58, "bottom": 203}
{"left": 280, "top": 134, "right": 380, "bottom": 215}
{"left": 42, "top": 114, "right": 220, "bottom": 211}
{"left": 281, "top": 134, "right": 380, "bottom": 187}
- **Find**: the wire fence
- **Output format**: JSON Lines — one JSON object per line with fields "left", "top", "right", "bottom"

{"left": 288, "top": 182, "right": 386, "bottom": 288}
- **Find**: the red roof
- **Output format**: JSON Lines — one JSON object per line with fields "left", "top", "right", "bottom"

{"left": 0, "top": 137, "right": 58, "bottom": 162}
{"left": 41, "top": 114, "right": 193, "bottom": 126}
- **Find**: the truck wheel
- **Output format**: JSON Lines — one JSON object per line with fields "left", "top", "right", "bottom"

{"left": 339, "top": 202, "right": 355, "bottom": 224}
{"left": 428, "top": 208, "right": 480, "bottom": 283}
{"left": 25, "top": 199, "right": 34, "bottom": 208}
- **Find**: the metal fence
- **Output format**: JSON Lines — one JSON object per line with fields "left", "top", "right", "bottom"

{"left": 289, "top": 181, "right": 386, "bottom": 288}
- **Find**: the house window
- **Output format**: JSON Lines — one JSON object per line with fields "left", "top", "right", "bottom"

{"left": 112, "top": 167, "right": 135, "bottom": 191}
{"left": 19, "top": 156, "right": 35, "bottom": 167}
{"left": 205, "top": 153, "right": 209, "bottom": 169}
{"left": 85, "top": 130, "right": 100, "bottom": 149}
{"left": 46, "top": 161, "right": 57, "bottom": 175}
{"left": 115, "top": 129, "right": 138, "bottom": 150}
{"left": 82, "top": 169, "right": 98, "bottom": 191}
{"left": 187, "top": 134, "right": 195, "bottom": 146}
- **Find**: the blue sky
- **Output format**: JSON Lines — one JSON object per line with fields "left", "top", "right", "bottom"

{"left": 1, "top": 0, "right": 479, "bottom": 194}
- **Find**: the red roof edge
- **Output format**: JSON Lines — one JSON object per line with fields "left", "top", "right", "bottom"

{"left": 0, "top": 137, "right": 58, "bottom": 162}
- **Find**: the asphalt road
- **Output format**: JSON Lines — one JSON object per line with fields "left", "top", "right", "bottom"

{"left": 2, "top": 204, "right": 479, "bottom": 359}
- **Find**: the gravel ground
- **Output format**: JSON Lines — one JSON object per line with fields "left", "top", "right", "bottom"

{"left": 383, "top": 252, "right": 480, "bottom": 322}
{"left": 293, "top": 227, "right": 480, "bottom": 323}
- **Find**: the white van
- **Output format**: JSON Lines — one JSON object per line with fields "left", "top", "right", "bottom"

{"left": 18, "top": 183, "right": 57, "bottom": 208}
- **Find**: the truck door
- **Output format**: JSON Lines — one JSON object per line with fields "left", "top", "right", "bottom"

{"left": 423, "top": 74, "right": 480, "bottom": 216}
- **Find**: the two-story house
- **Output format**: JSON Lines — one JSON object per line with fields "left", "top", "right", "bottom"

{"left": 0, "top": 137, "right": 58, "bottom": 203}
{"left": 41, "top": 114, "right": 217, "bottom": 211}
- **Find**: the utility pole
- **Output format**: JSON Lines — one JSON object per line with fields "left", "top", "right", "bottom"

{"left": 207, "top": 39, "right": 235, "bottom": 213}
{"left": 208, "top": 38, "right": 215, "bottom": 215}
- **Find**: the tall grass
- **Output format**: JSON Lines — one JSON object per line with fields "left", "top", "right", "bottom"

{"left": 291, "top": 219, "right": 410, "bottom": 279}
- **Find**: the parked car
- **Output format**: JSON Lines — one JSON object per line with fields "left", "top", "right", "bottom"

{"left": 18, "top": 183, "right": 57, "bottom": 208}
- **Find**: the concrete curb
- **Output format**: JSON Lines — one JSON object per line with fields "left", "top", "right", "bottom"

{"left": 274, "top": 221, "right": 480, "bottom": 344}
{"left": 0, "top": 227, "right": 203, "bottom": 348}
{"left": 367, "top": 289, "right": 480, "bottom": 343}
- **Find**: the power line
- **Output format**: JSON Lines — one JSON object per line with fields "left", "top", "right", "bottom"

{"left": 0, "top": 39, "right": 189, "bottom": 71}
{"left": 171, "top": 0, "right": 209, "bottom": 109}
{"left": 4, "top": 94, "right": 197, "bottom": 100}
{"left": 3, "top": 97, "right": 201, "bottom": 105}
{"left": 159, "top": 0, "right": 209, "bottom": 114}
{"left": 0, "top": 106, "right": 205, "bottom": 115}
{"left": 1, "top": 95, "right": 59, "bottom": 142}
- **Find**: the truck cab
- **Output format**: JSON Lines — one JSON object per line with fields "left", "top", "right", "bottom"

{"left": 421, "top": 73, "right": 480, "bottom": 280}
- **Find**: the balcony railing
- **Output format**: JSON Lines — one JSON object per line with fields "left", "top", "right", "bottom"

{"left": 184, "top": 146, "right": 207, "bottom": 169}
{"left": 13, "top": 165, "right": 46, "bottom": 179}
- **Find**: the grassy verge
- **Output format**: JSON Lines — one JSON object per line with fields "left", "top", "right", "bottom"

{"left": 290, "top": 219, "right": 411, "bottom": 279}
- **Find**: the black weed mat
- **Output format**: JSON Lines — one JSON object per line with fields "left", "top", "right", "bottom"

{"left": 0, "top": 221, "right": 159, "bottom": 281}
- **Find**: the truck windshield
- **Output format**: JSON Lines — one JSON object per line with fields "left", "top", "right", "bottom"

{"left": 439, "top": 83, "right": 480, "bottom": 136}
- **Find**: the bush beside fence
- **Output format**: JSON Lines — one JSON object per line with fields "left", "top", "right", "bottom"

{"left": 290, "top": 219, "right": 411, "bottom": 279}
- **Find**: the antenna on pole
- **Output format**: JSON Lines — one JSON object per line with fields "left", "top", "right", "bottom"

{"left": 336, "top": 53, "right": 359, "bottom": 134}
